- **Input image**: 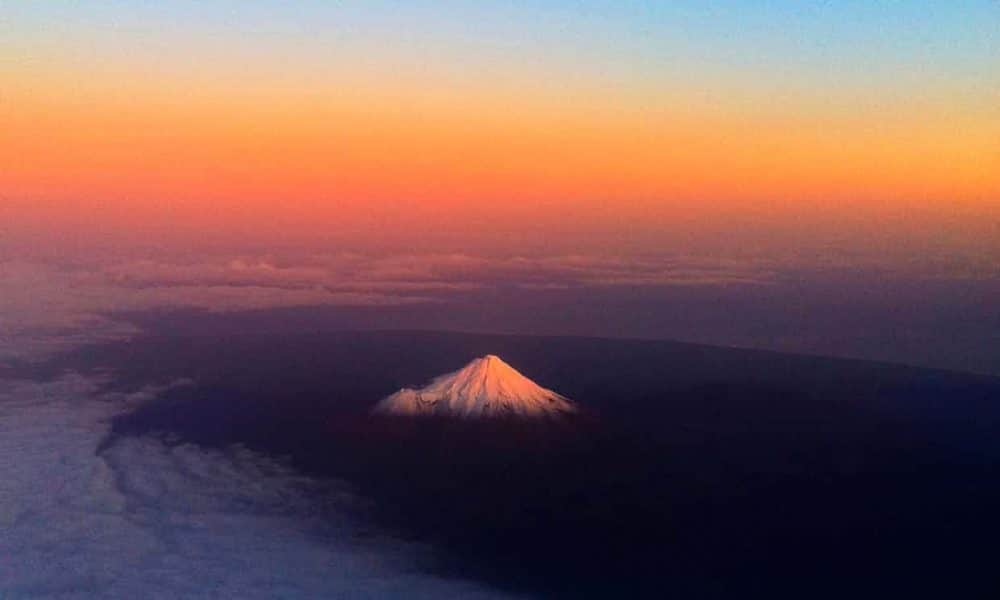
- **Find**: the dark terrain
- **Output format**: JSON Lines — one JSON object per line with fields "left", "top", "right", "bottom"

{"left": 28, "top": 325, "right": 1000, "bottom": 598}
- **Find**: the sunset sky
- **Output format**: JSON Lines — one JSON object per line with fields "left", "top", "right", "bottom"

{"left": 2, "top": 1, "right": 999, "bottom": 375}
{"left": 2, "top": 1, "right": 997, "bottom": 259}
{"left": 6, "top": 7, "right": 1000, "bottom": 599}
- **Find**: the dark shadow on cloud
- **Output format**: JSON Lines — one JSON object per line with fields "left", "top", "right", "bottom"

{"left": 35, "top": 328, "right": 1000, "bottom": 598}
{"left": 0, "top": 374, "right": 515, "bottom": 599}
{"left": 3, "top": 253, "right": 998, "bottom": 375}
{"left": 108, "top": 265, "right": 1000, "bottom": 377}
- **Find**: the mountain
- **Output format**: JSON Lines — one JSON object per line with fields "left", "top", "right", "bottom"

{"left": 373, "top": 354, "right": 576, "bottom": 418}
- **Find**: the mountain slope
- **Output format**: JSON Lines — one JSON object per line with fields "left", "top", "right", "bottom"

{"left": 373, "top": 355, "right": 576, "bottom": 418}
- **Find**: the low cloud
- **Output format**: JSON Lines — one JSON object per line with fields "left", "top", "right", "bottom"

{"left": 0, "top": 253, "right": 777, "bottom": 362}
{"left": 0, "top": 375, "right": 514, "bottom": 598}
{"left": 8, "top": 249, "right": 994, "bottom": 364}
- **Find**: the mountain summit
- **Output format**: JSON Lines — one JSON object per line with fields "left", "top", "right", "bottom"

{"left": 373, "top": 355, "right": 576, "bottom": 419}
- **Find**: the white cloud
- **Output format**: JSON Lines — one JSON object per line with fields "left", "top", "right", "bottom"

{"left": 0, "top": 375, "right": 515, "bottom": 599}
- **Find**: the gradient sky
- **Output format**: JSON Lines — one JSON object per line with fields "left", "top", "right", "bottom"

{"left": 2, "top": 1, "right": 998, "bottom": 258}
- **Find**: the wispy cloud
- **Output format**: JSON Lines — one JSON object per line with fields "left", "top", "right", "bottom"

{"left": 0, "top": 253, "right": 778, "bottom": 361}
{"left": 6, "top": 249, "right": 996, "bottom": 364}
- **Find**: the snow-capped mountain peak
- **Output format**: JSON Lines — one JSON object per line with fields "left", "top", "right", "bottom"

{"left": 373, "top": 355, "right": 576, "bottom": 419}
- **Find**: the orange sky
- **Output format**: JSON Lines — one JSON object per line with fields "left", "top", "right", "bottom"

{"left": 2, "top": 3, "right": 998, "bottom": 259}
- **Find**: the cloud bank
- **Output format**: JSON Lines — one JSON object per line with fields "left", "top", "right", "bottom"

{"left": 0, "top": 374, "right": 514, "bottom": 598}
{"left": 0, "top": 253, "right": 777, "bottom": 362}
{"left": 3, "top": 250, "right": 994, "bottom": 370}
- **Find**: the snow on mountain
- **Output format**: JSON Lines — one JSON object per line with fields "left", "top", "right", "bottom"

{"left": 373, "top": 355, "right": 576, "bottom": 419}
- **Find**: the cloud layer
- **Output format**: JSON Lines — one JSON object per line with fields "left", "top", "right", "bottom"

{"left": 3, "top": 251, "right": 995, "bottom": 371}
{"left": 0, "top": 374, "right": 513, "bottom": 598}
{"left": 0, "top": 253, "right": 777, "bottom": 362}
